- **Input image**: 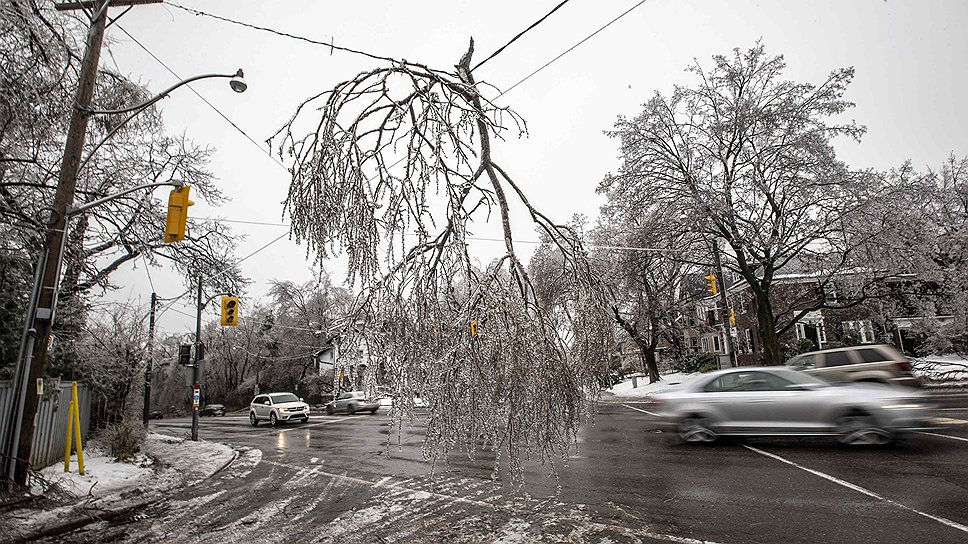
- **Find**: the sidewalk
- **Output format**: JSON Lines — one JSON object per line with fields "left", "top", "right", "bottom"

{"left": 2, "top": 432, "right": 236, "bottom": 543}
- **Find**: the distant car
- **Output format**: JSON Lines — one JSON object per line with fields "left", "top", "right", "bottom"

{"left": 249, "top": 393, "right": 310, "bottom": 427}
{"left": 199, "top": 403, "right": 226, "bottom": 417}
{"left": 786, "top": 344, "right": 920, "bottom": 388}
{"left": 326, "top": 391, "right": 380, "bottom": 415}
{"left": 646, "top": 367, "right": 935, "bottom": 445}
{"left": 149, "top": 410, "right": 163, "bottom": 420}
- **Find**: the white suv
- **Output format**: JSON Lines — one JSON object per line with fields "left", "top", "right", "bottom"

{"left": 249, "top": 392, "right": 310, "bottom": 427}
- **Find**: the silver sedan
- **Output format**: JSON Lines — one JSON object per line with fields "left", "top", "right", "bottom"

{"left": 645, "top": 367, "right": 936, "bottom": 445}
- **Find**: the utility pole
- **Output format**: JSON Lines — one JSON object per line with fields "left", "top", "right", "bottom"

{"left": 13, "top": 1, "right": 109, "bottom": 487}
{"left": 711, "top": 239, "right": 736, "bottom": 368}
{"left": 143, "top": 292, "right": 157, "bottom": 427}
{"left": 12, "top": 0, "right": 162, "bottom": 486}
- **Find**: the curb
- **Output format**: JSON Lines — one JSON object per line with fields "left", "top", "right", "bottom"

{"left": 4, "top": 445, "right": 241, "bottom": 544}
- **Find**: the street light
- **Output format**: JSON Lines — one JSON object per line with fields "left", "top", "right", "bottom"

{"left": 4, "top": 68, "right": 248, "bottom": 487}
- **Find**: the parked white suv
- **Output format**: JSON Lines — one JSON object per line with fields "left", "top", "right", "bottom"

{"left": 249, "top": 392, "right": 310, "bottom": 427}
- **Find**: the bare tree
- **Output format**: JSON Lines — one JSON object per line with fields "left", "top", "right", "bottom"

{"left": 592, "top": 202, "right": 705, "bottom": 382}
{"left": 0, "top": 1, "right": 246, "bottom": 371}
{"left": 603, "top": 43, "right": 889, "bottom": 364}
{"left": 270, "top": 40, "right": 613, "bottom": 480}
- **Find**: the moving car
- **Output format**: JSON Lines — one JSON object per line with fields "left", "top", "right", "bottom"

{"left": 199, "top": 403, "right": 226, "bottom": 417}
{"left": 326, "top": 391, "right": 380, "bottom": 415}
{"left": 785, "top": 344, "right": 920, "bottom": 388}
{"left": 646, "top": 367, "right": 934, "bottom": 445}
{"left": 148, "top": 410, "right": 163, "bottom": 420}
{"left": 249, "top": 393, "right": 310, "bottom": 427}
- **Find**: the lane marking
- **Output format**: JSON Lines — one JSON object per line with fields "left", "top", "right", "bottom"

{"left": 622, "top": 404, "right": 661, "bottom": 417}
{"left": 744, "top": 445, "right": 968, "bottom": 535}
{"left": 918, "top": 431, "right": 968, "bottom": 443}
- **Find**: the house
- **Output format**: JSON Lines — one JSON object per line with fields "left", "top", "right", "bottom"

{"left": 680, "top": 269, "right": 934, "bottom": 365}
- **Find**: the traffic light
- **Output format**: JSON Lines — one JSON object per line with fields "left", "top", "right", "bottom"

{"left": 164, "top": 185, "right": 194, "bottom": 243}
{"left": 470, "top": 320, "right": 478, "bottom": 337}
{"left": 221, "top": 296, "right": 239, "bottom": 326}
{"left": 730, "top": 308, "right": 736, "bottom": 325}
{"left": 704, "top": 273, "right": 718, "bottom": 295}
{"left": 178, "top": 344, "right": 192, "bottom": 366}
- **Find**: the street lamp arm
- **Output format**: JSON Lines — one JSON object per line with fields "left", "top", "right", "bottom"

{"left": 77, "top": 70, "right": 245, "bottom": 115}
{"left": 66, "top": 180, "right": 183, "bottom": 216}
{"left": 76, "top": 69, "right": 245, "bottom": 174}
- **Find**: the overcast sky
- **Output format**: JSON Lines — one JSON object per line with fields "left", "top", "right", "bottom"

{"left": 99, "top": 0, "right": 968, "bottom": 335}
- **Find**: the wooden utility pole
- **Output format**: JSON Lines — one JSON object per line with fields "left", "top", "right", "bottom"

{"left": 13, "top": 0, "right": 162, "bottom": 486}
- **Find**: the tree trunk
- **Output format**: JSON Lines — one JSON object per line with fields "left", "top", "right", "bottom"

{"left": 755, "top": 294, "right": 781, "bottom": 365}
{"left": 642, "top": 339, "right": 661, "bottom": 383}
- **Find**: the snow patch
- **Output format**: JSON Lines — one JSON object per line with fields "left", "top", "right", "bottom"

{"left": 605, "top": 372, "right": 700, "bottom": 398}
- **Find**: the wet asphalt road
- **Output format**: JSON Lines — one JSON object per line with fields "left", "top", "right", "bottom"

{"left": 46, "top": 392, "right": 968, "bottom": 544}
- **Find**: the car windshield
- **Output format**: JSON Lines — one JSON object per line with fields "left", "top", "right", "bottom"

{"left": 208, "top": 404, "right": 223, "bottom": 409}
{"left": 270, "top": 393, "right": 300, "bottom": 403}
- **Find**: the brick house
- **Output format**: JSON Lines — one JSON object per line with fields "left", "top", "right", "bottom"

{"left": 680, "top": 271, "right": 929, "bottom": 365}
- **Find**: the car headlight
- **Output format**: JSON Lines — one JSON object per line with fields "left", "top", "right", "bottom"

{"left": 881, "top": 403, "right": 924, "bottom": 409}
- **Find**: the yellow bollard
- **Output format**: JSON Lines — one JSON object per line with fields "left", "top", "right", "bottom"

{"left": 64, "top": 399, "right": 74, "bottom": 472}
{"left": 72, "top": 381, "right": 85, "bottom": 475}
{"left": 63, "top": 381, "right": 86, "bottom": 475}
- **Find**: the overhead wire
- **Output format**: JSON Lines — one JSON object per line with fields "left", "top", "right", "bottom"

{"left": 165, "top": 1, "right": 397, "bottom": 64}
{"left": 496, "top": 0, "right": 649, "bottom": 99}
{"left": 112, "top": 22, "right": 290, "bottom": 173}
{"left": 471, "top": 0, "right": 572, "bottom": 72}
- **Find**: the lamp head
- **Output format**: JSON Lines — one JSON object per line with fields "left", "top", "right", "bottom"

{"left": 229, "top": 69, "right": 247, "bottom": 93}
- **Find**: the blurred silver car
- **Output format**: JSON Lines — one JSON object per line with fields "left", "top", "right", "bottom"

{"left": 646, "top": 367, "right": 935, "bottom": 445}
{"left": 325, "top": 391, "right": 380, "bottom": 415}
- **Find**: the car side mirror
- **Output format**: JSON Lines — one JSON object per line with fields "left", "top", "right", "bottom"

{"left": 300, "top": 397, "right": 304, "bottom": 402}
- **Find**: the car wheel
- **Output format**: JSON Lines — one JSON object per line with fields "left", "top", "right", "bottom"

{"left": 302, "top": 417, "right": 310, "bottom": 424}
{"left": 270, "top": 412, "right": 278, "bottom": 427}
{"left": 347, "top": 404, "right": 356, "bottom": 415}
{"left": 369, "top": 409, "right": 377, "bottom": 415}
{"left": 249, "top": 412, "right": 259, "bottom": 427}
{"left": 836, "top": 411, "right": 893, "bottom": 445}
{"left": 679, "top": 415, "right": 717, "bottom": 444}
{"left": 326, "top": 405, "right": 334, "bottom": 415}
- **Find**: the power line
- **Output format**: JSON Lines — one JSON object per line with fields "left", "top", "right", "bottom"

{"left": 166, "top": 1, "right": 398, "bottom": 64}
{"left": 112, "top": 22, "right": 291, "bottom": 174}
{"left": 472, "top": 0, "right": 572, "bottom": 72}
{"left": 497, "top": 0, "right": 649, "bottom": 99}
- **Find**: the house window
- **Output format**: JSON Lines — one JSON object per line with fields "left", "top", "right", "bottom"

{"left": 701, "top": 337, "right": 709, "bottom": 353}
{"left": 713, "top": 335, "right": 721, "bottom": 352}
{"left": 844, "top": 320, "right": 874, "bottom": 343}
{"left": 690, "top": 336, "right": 699, "bottom": 350}
{"left": 745, "top": 329, "right": 754, "bottom": 354}
{"left": 795, "top": 322, "right": 806, "bottom": 341}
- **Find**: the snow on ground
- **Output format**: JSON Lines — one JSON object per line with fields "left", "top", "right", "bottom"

{"left": 912, "top": 354, "right": 968, "bottom": 385}
{"left": 604, "top": 372, "right": 700, "bottom": 398}
{"left": 8, "top": 432, "right": 235, "bottom": 540}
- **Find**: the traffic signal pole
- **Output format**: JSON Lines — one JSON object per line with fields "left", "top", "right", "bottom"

{"left": 143, "top": 292, "right": 157, "bottom": 427}
{"left": 192, "top": 275, "right": 202, "bottom": 441}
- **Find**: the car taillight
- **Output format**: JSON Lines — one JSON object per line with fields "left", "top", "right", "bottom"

{"left": 896, "top": 360, "right": 912, "bottom": 373}
{"left": 643, "top": 396, "right": 662, "bottom": 407}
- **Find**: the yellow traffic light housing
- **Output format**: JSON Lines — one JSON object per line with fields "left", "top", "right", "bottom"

{"left": 470, "top": 320, "right": 478, "bottom": 337}
{"left": 729, "top": 307, "right": 736, "bottom": 325}
{"left": 164, "top": 185, "right": 194, "bottom": 243}
{"left": 220, "top": 296, "right": 239, "bottom": 326}
{"left": 704, "top": 273, "right": 718, "bottom": 295}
